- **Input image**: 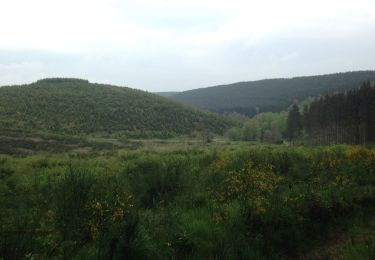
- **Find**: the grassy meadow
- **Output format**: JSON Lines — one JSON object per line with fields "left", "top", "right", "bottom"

{"left": 1, "top": 143, "right": 375, "bottom": 259}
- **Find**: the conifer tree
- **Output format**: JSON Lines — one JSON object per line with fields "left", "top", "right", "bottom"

{"left": 301, "top": 81, "right": 375, "bottom": 144}
{"left": 284, "top": 104, "right": 302, "bottom": 143}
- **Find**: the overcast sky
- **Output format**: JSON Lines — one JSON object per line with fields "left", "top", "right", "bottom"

{"left": 1, "top": 0, "right": 375, "bottom": 91}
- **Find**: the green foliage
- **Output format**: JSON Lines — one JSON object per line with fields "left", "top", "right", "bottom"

{"left": 170, "top": 71, "right": 375, "bottom": 116}
{"left": 0, "top": 78, "right": 232, "bottom": 139}
{"left": 52, "top": 165, "right": 95, "bottom": 246}
{"left": 242, "top": 120, "right": 259, "bottom": 141}
{"left": 339, "top": 218, "right": 375, "bottom": 260}
{"left": 124, "top": 155, "right": 189, "bottom": 208}
{"left": 154, "top": 91, "right": 180, "bottom": 97}
{"left": 284, "top": 103, "right": 302, "bottom": 142}
{"left": 302, "top": 81, "right": 375, "bottom": 144}
{"left": 1, "top": 145, "right": 375, "bottom": 259}
{"left": 343, "top": 238, "right": 375, "bottom": 260}
{"left": 226, "top": 111, "right": 287, "bottom": 143}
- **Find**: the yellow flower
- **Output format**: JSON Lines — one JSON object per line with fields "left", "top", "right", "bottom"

{"left": 46, "top": 209, "right": 55, "bottom": 220}
{"left": 112, "top": 208, "right": 124, "bottom": 223}
{"left": 345, "top": 147, "right": 369, "bottom": 162}
{"left": 89, "top": 223, "right": 100, "bottom": 241}
{"left": 94, "top": 201, "right": 102, "bottom": 210}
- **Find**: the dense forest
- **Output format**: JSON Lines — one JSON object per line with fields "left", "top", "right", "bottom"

{"left": 303, "top": 81, "right": 375, "bottom": 144}
{"left": 283, "top": 81, "right": 375, "bottom": 144}
{"left": 155, "top": 91, "right": 180, "bottom": 98}
{"left": 224, "top": 80, "right": 375, "bottom": 145}
{"left": 169, "top": 71, "right": 375, "bottom": 116}
{"left": 0, "top": 78, "right": 232, "bottom": 138}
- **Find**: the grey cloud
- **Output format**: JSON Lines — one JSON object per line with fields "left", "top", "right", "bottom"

{"left": 1, "top": 25, "right": 374, "bottom": 91}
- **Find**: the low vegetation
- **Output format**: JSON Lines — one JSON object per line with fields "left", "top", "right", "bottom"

{"left": 1, "top": 145, "right": 375, "bottom": 259}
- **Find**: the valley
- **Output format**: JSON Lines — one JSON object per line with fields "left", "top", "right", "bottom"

{"left": 1, "top": 73, "right": 375, "bottom": 259}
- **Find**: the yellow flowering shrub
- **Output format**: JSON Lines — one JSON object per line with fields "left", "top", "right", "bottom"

{"left": 87, "top": 194, "right": 134, "bottom": 241}
{"left": 345, "top": 147, "right": 371, "bottom": 163}
{"left": 211, "top": 161, "right": 284, "bottom": 221}
{"left": 207, "top": 152, "right": 226, "bottom": 173}
{"left": 226, "top": 162, "right": 283, "bottom": 201}
{"left": 332, "top": 175, "right": 352, "bottom": 188}
{"left": 311, "top": 148, "right": 342, "bottom": 170}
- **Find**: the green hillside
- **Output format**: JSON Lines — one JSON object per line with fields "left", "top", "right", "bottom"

{"left": 170, "top": 71, "right": 375, "bottom": 116}
{"left": 155, "top": 91, "right": 180, "bottom": 98}
{"left": 0, "top": 78, "right": 231, "bottom": 138}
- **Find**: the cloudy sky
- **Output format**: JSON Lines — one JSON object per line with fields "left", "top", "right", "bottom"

{"left": 1, "top": 0, "right": 375, "bottom": 91}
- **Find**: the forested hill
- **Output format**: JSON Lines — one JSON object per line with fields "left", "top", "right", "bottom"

{"left": 169, "top": 71, "right": 375, "bottom": 116}
{"left": 0, "top": 78, "right": 231, "bottom": 137}
{"left": 155, "top": 91, "right": 180, "bottom": 98}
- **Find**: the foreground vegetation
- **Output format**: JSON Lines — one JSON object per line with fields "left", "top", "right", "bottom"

{"left": 1, "top": 144, "right": 375, "bottom": 259}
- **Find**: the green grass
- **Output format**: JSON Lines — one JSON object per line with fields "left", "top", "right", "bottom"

{"left": 1, "top": 144, "right": 375, "bottom": 259}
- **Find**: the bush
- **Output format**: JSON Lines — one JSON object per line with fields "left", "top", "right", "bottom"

{"left": 124, "top": 155, "right": 189, "bottom": 208}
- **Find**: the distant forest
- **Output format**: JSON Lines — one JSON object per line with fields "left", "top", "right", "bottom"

{"left": 170, "top": 71, "right": 375, "bottom": 116}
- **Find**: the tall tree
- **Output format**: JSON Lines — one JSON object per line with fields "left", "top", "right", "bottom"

{"left": 302, "top": 81, "right": 375, "bottom": 144}
{"left": 284, "top": 104, "right": 302, "bottom": 143}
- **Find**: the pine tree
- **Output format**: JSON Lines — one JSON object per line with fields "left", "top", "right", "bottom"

{"left": 284, "top": 104, "right": 302, "bottom": 144}
{"left": 301, "top": 81, "right": 375, "bottom": 144}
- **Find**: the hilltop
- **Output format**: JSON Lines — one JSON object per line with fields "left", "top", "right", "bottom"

{"left": 0, "top": 78, "right": 231, "bottom": 138}
{"left": 169, "top": 71, "right": 375, "bottom": 116}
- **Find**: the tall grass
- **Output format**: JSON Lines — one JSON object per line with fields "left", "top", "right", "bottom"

{"left": 1, "top": 145, "right": 375, "bottom": 259}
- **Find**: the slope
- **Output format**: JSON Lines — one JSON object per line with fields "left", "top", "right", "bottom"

{"left": 155, "top": 91, "right": 180, "bottom": 98}
{"left": 0, "top": 78, "right": 231, "bottom": 138}
{"left": 170, "top": 71, "right": 375, "bottom": 116}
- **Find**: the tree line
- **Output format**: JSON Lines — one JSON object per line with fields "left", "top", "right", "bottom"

{"left": 285, "top": 81, "right": 375, "bottom": 144}
{"left": 171, "top": 71, "right": 375, "bottom": 116}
